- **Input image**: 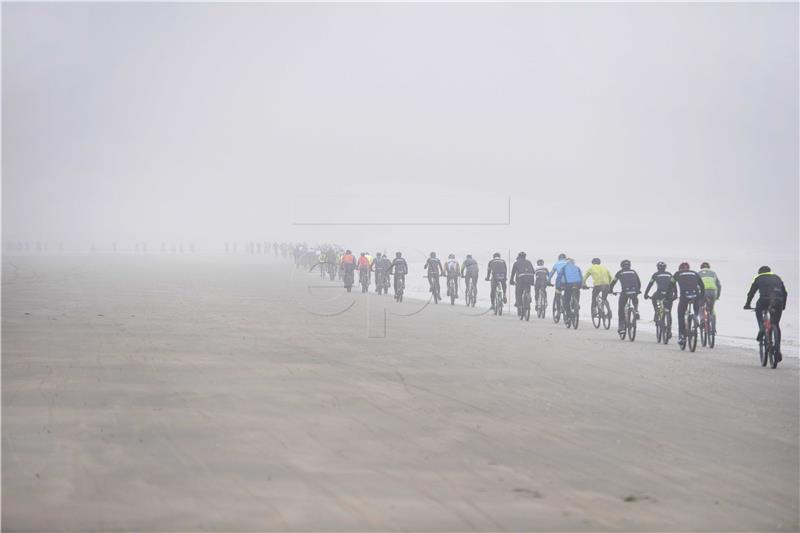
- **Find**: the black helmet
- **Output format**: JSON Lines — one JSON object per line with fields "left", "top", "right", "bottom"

{"left": 448, "top": 253, "right": 455, "bottom": 259}
{"left": 592, "top": 258, "right": 600, "bottom": 265}
{"left": 345, "top": 249, "right": 351, "bottom": 254}
{"left": 466, "top": 254, "right": 472, "bottom": 259}
{"left": 679, "top": 262, "right": 690, "bottom": 270}
{"left": 493, "top": 252, "right": 501, "bottom": 258}
{"left": 620, "top": 259, "right": 631, "bottom": 269}
{"left": 758, "top": 265, "right": 771, "bottom": 274}
{"left": 558, "top": 253, "right": 566, "bottom": 260}
{"left": 518, "top": 251, "right": 526, "bottom": 259}
{"left": 536, "top": 259, "right": 544, "bottom": 266}
{"left": 395, "top": 251, "right": 402, "bottom": 258}
{"left": 430, "top": 252, "right": 436, "bottom": 258}
{"left": 376, "top": 252, "right": 382, "bottom": 258}
{"left": 657, "top": 261, "right": 666, "bottom": 271}
{"left": 700, "top": 262, "right": 710, "bottom": 269}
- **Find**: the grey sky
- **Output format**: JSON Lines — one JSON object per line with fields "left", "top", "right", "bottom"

{"left": 3, "top": 2, "right": 798, "bottom": 256}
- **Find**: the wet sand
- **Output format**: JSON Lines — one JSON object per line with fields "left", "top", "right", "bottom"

{"left": 2, "top": 255, "right": 798, "bottom": 531}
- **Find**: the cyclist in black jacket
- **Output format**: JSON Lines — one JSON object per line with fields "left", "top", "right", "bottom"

{"left": 486, "top": 253, "right": 508, "bottom": 310}
{"left": 644, "top": 262, "right": 676, "bottom": 322}
{"left": 610, "top": 259, "right": 641, "bottom": 334}
{"left": 424, "top": 252, "right": 445, "bottom": 299}
{"left": 673, "top": 262, "right": 706, "bottom": 346}
{"left": 389, "top": 252, "right": 408, "bottom": 295}
{"left": 509, "top": 252, "right": 536, "bottom": 309}
{"left": 744, "top": 266, "right": 788, "bottom": 361}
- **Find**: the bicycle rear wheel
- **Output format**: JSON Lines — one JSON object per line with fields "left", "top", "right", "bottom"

{"left": 656, "top": 319, "right": 663, "bottom": 343}
{"left": 700, "top": 317, "right": 708, "bottom": 347}
{"left": 663, "top": 314, "right": 671, "bottom": 344}
{"left": 688, "top": 323, "right": 698, "bottom": 352}
{"left": 759, "top": 338, "right": 767, "bottom": 366}
{"left": 602, "top": 301, "right": 611, "bottom": 330}
{"left": 592, "top": 301, "right": 601, "bottom": 329}
{"left": 768, "top": 328, "right": 777, "bottom": 368}
{"left": 709, "top": 316, "right": 716, "bottom": 348}
{"left": 627, "top": 308, "right": 636, "bottom": 342}
{"left": 552, "top": 298, "right": 560, "bottom": 323}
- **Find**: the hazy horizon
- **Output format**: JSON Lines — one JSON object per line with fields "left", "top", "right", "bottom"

{"left": 3, "top": 3, "right": 798, "bottom": 258}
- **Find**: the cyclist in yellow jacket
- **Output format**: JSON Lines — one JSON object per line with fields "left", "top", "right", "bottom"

{"left": 582, "top": 258, "right": 613, "bottom": 319}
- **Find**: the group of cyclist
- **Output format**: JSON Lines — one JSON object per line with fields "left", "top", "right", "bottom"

{"left": 277, "top": 243, "right": 788, "bottom": 363}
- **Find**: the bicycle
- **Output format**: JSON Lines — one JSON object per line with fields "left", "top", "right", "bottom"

{"left": 465, "top": 277, "right": 477, "bottom": 307}
{"left": 699, "top": 301, "right": 716, "bottom": 349}
{"left": 564, "top": 287, "right": 579, "bottom": 329}
{"left": 343, "top": 267, "right": 354, "bottom": 293}
{"left": 427, "top": 275, "right": 441, "bottom": 304}
{"left": 375, "top": 270, "right": 389, "bottom": 295}
{"left": 359, "top": 268, "right": 370, "bottom": 293}
{"left": 552, "top": 287, "right": 562, "bottom": 324}
{"left": 534, "top": 285, "right": 547, "bottom": 319}
{"left": 750, "top": 306, "right": 779, "bottom": 369}
{"left": 679, "top": 296, "right": 699, "bottom": 352}
{"left": 447, "top": 277, "right": 458, "bottom": 305}
{"left": 492, "top": 280, "right": 504, "bottom": 316}
{"left": 394, "top": 274, "right": 405, "bottom": 303}
{"left": 654, "top": 296, "right": 671, "bottom": 344}
{"left": 518, "top": 284, "right": 532, "bottom": 321}
{"left": 587, "top": 286, "right": 611, "bottom": 330}
{"left": 615, "top": 292, "right": 638, "bottom": 342}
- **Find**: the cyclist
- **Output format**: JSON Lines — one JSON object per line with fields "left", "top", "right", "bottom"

{"left": 509, "top": 252, "right": 535, "bottom": 309}
{"left": 644, "top": 262, "right": 676, "bottom": 323}
{"left": 389, "top": 252, "right": 408, "bottom": 294}
{"left": 557, "top": 258, "right": 583, "bottom": 319}
{"left": 486, "top": 252, "right": 508, "bottom": 310}
{"left": 744, "top": 266, "right": 788, "bottom": 361}
{"left": 582, "top": 258, "right": 613, "bottom": 319}
{"left": 357, "top": 252, "right": 371, "bottom": 288}
{"left": 340, "top": 249, "right": 357, "bottom": 288}
{"left": 673, "top": 262, "right": 705, "bottom": 347}
{"left": 372, "top": 253, "right": 390, "bottom": 294}
{"left": 534, "top": 259, "right": 549, "bottom": 308}
{"left": 424, "top": 252, "right": 445, "bottom": 299}
{"left": 445, "top": 254, "right": 461, "bottom": 299}
{"left": 610, "top": 259, "right": 642, "bottom": 334}
{"left": 461, "top": 254, "right": 480, "bottom": 299}
{"left": 698, "top": 262, "right": 722, "bottom": 329}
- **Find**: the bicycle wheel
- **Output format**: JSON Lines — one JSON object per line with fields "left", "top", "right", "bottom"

{"left": 627, "top": 308, "right": 636, "bottom": 342}
{"left": 664, "top": 313, "right": 671, "bottom": 344}
{"left": 602, "top": 301, "right": 611, "bottom": 330}
{"left": 700, "top": 315, "right": 708, "bottom": 347}
{"left": 688, "top": 321, "right": 698, "bottom": 352}
{"left": 768, "top": 328, "right": 777, "bottom": 368}
{"left": 592, "top": 300, "right": 601, "bottom": 329}
{"left": 709, "top": 315, "right": 716, "bottom": 348}
{"left": 656, "top": 318, "right": 662, "bottom": 343}
{"left": 497, "top": 296, "right": 503, "bottom": 316}
{"left": 759, "top": 337, "right": 767, "bottom": 366}
{"left": 573, "top": 310, "right": 579, "bottom": 329}
{"left": 552, "top": 298, "right": 560, "bottom": 323}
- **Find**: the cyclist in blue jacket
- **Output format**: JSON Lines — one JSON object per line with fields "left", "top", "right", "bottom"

{"left": 558, "top": 258, "right": 583, "bottom": 319}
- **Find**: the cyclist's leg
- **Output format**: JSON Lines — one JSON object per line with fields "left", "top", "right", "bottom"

{"left": 601, "top": 286, "right": 611, "bottom": 318}
{"left": 677, "top": 297, "right": 688, "bottom": 338}
{"left": 618, "top": 294, "right": 626, "bottom": 331}
{"left": 772, "top": 305, "right": 783, "bottom": 356}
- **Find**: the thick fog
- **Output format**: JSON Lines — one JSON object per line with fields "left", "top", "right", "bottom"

{"left": 3, "top": 3, "right": 798, "bottom": 258}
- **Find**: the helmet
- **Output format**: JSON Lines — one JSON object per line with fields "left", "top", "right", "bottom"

{"left": 558, "top": 253, "right": 566, "bottom": 260}
{"left": 758, "top": 265, "right": 771, "bottom": 274}
{"left": 567, "top": 258, "right": 575, "bottom": 264}
{"left": 360, "top": 252, "right": 365, "bottom": 256}
{"left": 657, "top": 261, "right": 666, "bottom": 271}
{"left": 395, "top": 252, "right": 402, "bottom": 258}
{"left": 345, "top": 249, "right": 351, "bottom": 254}
{"left": 592, "top": 258, "right": 600, "bottom": 265}
{"left": 679, "top": 262, "right": 690, "bottom": 270}
{"left": 620, "top": 259, "right": 631, "bottom": 269}
{"left": 466, "top": 254, "right": 472, "bottom": 259}
{"left": 430, "top": 252, "right": 436, "bottom": 258}
{"left": 376, "top": 253, "right": 382, "bottom": 258}
{"left": 448, "top": 253, "right": 455, "bottom": 259}
{"left": 493, "top": 252, "right": 501, "bottom": 258}
{"left": 518, "top": 251, "right": 526, "bottom": 259}
{"left": 536, "top": 259, "right": 544, "bottom": 266}
{"left": 700, "top": 262, "right": 710, "bottom": 269}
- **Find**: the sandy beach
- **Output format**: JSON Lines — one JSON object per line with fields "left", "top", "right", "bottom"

{"left": 2, "top": 254, "right": 798, "bottom": 531}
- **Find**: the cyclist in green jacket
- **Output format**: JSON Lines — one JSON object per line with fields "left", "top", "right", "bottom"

{"left": 698, "top": 262, "right": 721, "bottom": 326}
{"left": 582, "top": 258, "right": 613, "bottom": 319}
